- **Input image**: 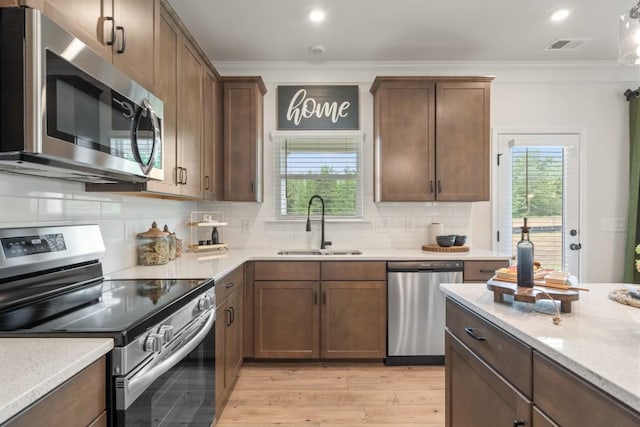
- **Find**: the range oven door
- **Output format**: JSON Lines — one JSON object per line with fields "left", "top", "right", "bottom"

{"left": 114, "top": 309, "right": 216, "bottom": 427}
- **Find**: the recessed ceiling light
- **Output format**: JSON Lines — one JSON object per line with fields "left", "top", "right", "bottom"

{"left": 308, "top": 8, "right": 326, "bottom": 23}
{"left": 550, "top": 9, "right": 571, "bottom": 22}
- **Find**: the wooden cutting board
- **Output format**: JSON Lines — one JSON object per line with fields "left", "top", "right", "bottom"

{"left": 422, "top": 244, "right": 470, "bottom": 252}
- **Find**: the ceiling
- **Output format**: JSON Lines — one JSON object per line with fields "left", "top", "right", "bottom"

{"left": 167, "top": 0, "right": 634, "bottom": 63}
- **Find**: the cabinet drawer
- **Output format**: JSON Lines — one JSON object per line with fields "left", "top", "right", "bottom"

{"left": 533, "top": 351, "right": 640, "bottom": 426}
{"left": 7, "top": 357, "right": 106, "bottom": 427}
{"left": 216, "top": 265, "right": 244, "bottom": 304}
{"left": 464, "top": 260, "right": 509, "bottom": 282}
{"left": 321, "top": 261, "right": 386, "bottom": 281}
{"left": 254, "top": 261, "right": 320, "bottom": 281}
{"left": 446, "top": 298, "right": 532, "bottom": 398}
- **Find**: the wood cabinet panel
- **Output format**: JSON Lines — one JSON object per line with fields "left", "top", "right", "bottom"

{"left": 254, "top": 261, "right": 320, "bottom": 281}
{"left": 222, "top": 77, "right": 266, "bottom": 201}
{"left": 227, "top": 285, "right": 243, "bottom": 380}
{"left": 321, "top": 281, "right": 386, "bottom": 359}
{"left": 7, "top": 357, "right": 106, "bottom": 427}
{"left": 214, "top": 296, "right": 227, "bottom": 411}
{"left": 112, "top": 0, "right": 157, "bottom": 90}
{"left": 254, "top": 281, "right": 320, "bottom": 359}
{"left": 177, "top": 37, "right": 203, "bottom": 198}
{"left": 532, "top": 406, "right": 558, "bottom": 427}
{"left": 243, "top": 262, "right": 255, "bottom": 358}
{"left": 202, "top": 67, "right": 217, "bottom": 200}
{"left": 463, "top": 260, "right": 510, "bottom": 282}
{"left": 446, "top": 299, "right": 532, "bottom": 398}
{"left": 43, "top": 0, "right": 113, "bottom": 61}
{"left": 146, "top": 8, "right": 179, "bottom": 194}
{"left": 435, "top": 81, "right": 491, "bottom": 201}
{"left": 533, "top": 351, "right": 640, "bottom": 427}
{"left": 216, "top": 265, "right": 244, "bottom": 304}
{"left": 445, "top": 331, "right": 531, "bottom": 427}
{"left": 374, "top": 80, "right": 435, "bottom": 201}
{"left": 321, "top": 261, "right": 386, "bottom": 281}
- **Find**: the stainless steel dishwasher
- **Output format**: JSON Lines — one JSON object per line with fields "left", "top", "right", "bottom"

{"left": 386, "top": 260, "right": 463, "bottom": 365}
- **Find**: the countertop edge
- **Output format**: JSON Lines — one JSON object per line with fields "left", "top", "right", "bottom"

{"left": 440, "top": 285, "right": 640, "bottom": 413}
{"left": 0, "top": 338, "right": 114, "bottom": 424}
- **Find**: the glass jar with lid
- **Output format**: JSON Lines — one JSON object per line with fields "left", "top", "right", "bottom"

{"left": 137, "top": 222, "right": 171, "bottom": 266}
{"left": 162, "top": 224, "right": 177, "bottom": 260}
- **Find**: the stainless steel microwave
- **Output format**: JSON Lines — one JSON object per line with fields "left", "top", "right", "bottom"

{"left": 0, "top": 7, "right": 163, "bottom": 183}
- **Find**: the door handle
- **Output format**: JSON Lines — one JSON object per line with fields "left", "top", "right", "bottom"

{"left": 104, "top": 17, "right": 115, "bottom": 46}
{"left": 313, "top": 291, "right": 317, "bottom": 305}
{"left": 437, "top": 180, "right": 442, "bottom": 194}
{"left": 116, "top": 26, "right": 126, "bottom": 53}
{"left": 322, "top": 291, "right": 326, "bottom": 305}
{"left": 229, "top": 306, "right": 235, "bottom": 324}
{"left": 182, "top": 168, "right": 188, "bottom": 185}
{"left": 429, "top": 180, "right": 434, "bottom": 194}
{"left": 464, "top": 327, "right": 486, "bottom": 341}
{"left": 226, "top": 308, "right": 232, "bottom": 326}
{"left": 205, "top": 175, "right": 210, "bottom": 190}
{"left": 569, "top": 243, "right": 582, "bottom": 250}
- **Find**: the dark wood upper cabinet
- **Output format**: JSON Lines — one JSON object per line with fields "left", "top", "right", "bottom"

{"left": 221, "top": 77, "right": 266, "bottom": 202}
{"left": 44, "top": 0, "right": 158, "bottom": 91}
{"left": 371, "top": 76, "right": 493, "bottom": 202}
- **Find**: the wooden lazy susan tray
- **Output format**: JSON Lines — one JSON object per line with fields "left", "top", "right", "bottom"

{"left": 422, "top": 244, "right": 470, "bottom": 253}
{"left": 486, "top": 277, "right": 580, "bottom": 313}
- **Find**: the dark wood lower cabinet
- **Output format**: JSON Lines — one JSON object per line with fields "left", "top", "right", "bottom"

{"left": 321, "top": 281, "right": 386, "bottom": 359}
{"left": 6, "top": 357, "right": 106, "bottom": 427}
{"left": 533, "top": 351, "right": 640, "bottom": 427}
{"left": 253, "top": 281, "right": 320, "bottom": 359}
{"left": 445, "top": 331, "right": 531, "bottom": 427}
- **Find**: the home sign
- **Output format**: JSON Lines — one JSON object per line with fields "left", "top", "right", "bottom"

{"left": 277, "top": 85, "right": 359, "bottom": 130}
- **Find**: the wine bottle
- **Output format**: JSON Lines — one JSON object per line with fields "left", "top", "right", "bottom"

{"left": 517, "top": 218, "right": 534, "bottom": 287}
{"left": 211, "top": 227, "right": 219, "bottom": 244}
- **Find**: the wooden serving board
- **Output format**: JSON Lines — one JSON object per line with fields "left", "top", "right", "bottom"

{"left": 422, "top": 244, "right": 470, "bottom": 252}
{"left": 486, "top": 277, "right": 580, "bottom": 313}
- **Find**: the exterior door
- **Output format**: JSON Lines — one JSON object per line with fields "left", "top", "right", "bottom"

{"left": 496, "top": 133, "right": 581, "bottom": 277}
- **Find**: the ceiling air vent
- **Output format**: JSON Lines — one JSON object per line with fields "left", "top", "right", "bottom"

{"left": 545, "top": 38, "right": 591, "bottom": 51}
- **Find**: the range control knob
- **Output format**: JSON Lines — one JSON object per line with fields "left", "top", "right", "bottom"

{"left": 143, "top": 333, "right": 163, "bottom": 353}
{"left": 158, "top": 325, "right": 174, "bottom": 343}
{"left": 197, "top": 296, "right": 212, "bottom": 312}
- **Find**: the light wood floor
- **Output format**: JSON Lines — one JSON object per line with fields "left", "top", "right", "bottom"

{"left": 217, "top": 363, "right": 445, "bottom": 426}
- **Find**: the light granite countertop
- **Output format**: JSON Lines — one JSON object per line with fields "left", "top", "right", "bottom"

{"left": 107, "top": 247, "right": 510, "bottom": 281}
{"left": 0, "top": 338, "right": 114, "bottom": 424}
{"left": 440, "top": 282, "right": 640, "bottom": 412}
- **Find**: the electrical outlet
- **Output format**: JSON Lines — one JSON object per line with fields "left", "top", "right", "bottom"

{"left": 241, "top": 219, "right": 250, "bottom": 232}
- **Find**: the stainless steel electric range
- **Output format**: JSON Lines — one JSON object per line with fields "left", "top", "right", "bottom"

{"left": 0, "top": 225, "right": 216, "bottom": 427}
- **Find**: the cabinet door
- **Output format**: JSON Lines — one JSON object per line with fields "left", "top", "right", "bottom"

{"left": 226, "top": 285, "right": 244, "bottom": 381}
{"left": 254, "top": 281, "right": 319, "bottom": 358}
{"left": 223, "top": 80, "right": 264, "bottom": 201}
{"left": 215, "top": 298, "right": 228, "bottom": 412}
{"left": 44, "top": 0, "right": 113, "bottom": 61}
{"left": 146, "top": 8, "right": 179, "bottom": 195}
{"left": 445, "top": 332, "right": 531, "bottom": 427}
{"left": 177, "top": 38, "right": 204, "bottom": 198}
{"left": 435, "top": 81, "right": 490, "bottom": 201}
{"left": 202, "top": 68, "right": 217, "bottom": 200}
{"left": 533, "top": 407, "right": 558, "bottom": 427}
{"left": 321, "top": 281, "right": 386, "bottom": 359}
{"left": 533, "top": 351, "right": 640, "bottom": 427}
{"left": 112, "top": 0, "right": 157, "bottom": 90}
{"left": 374, "top": 80, "right": 435, "bottom": 201}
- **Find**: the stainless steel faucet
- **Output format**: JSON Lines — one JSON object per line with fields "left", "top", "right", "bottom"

{"left": 306, "top": 195, "right": 332, "bottom": 249}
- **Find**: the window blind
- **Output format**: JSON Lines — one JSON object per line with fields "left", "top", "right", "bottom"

{"left": 510, "top": 146, "right": 564, "bottom": 270}
{"left": 274, "top": 136, "right": 363, "bottom": 218}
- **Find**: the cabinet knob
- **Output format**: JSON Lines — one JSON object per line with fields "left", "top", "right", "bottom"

{"left": 513, "top": 420, "right": 525, "bottom": 427}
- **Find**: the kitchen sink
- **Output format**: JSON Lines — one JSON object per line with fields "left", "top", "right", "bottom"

{"left": 277, "top": 249, "right": 362, "bottom": 256}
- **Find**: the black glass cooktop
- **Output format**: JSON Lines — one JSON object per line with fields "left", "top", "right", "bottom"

{"left": 1, "top": 278, "right": 213, "bottom": 346}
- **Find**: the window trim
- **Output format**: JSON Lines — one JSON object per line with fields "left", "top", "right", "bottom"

{"left": 270, "top": 130, "right": 365, "bottom": 220}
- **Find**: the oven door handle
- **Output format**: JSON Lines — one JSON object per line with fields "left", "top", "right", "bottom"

{"left": 116, "top": 308, "right": 216, "bottom": 410}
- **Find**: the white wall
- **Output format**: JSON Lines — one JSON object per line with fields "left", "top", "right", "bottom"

{"left": 204, "top": 61, "right": 636, "bottom": 282}
{"left": 0, "top": 174, "right": 196, "bottom": 274}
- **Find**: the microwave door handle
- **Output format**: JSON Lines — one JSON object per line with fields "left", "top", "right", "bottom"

{"left": 117, "top": 308, "right": 216, "bottom": 410}
{"left": 131, "top": 99, "right": 159, "bottom": 175}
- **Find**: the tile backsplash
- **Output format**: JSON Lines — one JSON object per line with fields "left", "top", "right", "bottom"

{"left": 0, "top": 174, "right": 196, "bottom": 274}
{"left": 200, "top": 199, "right": 475, "bottom": 251}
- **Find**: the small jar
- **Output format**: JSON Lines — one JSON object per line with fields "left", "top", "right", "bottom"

{"left": 162, "top": 224, "right": 177, "bottom": 260}
{"left": 175, "top": 238, "right": 183, "bottom": 257}
{"left": 137, "top": 222, "right": 170, "bottom": 266}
